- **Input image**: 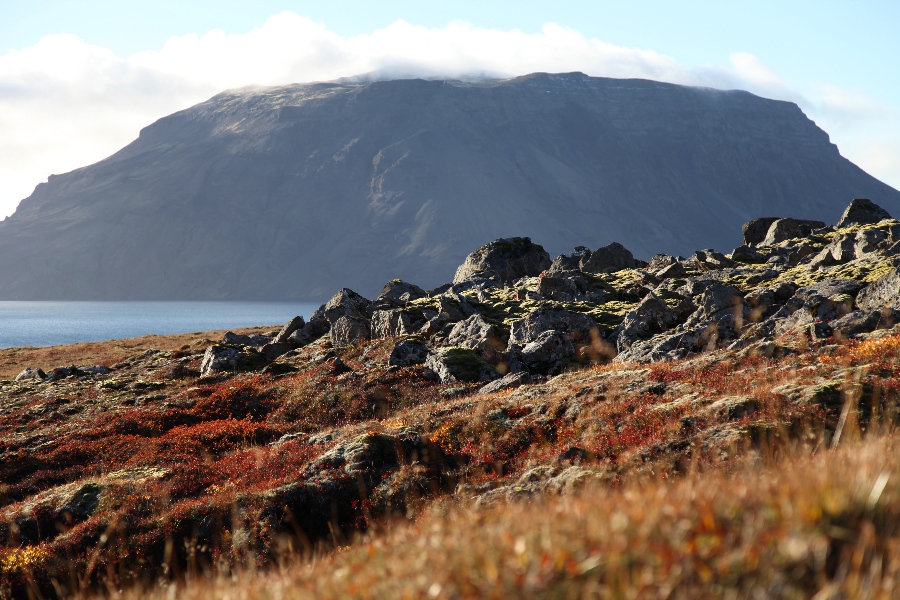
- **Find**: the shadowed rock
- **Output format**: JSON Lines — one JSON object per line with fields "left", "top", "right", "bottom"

{"left": 837, "top": 198, "right": 892, "bottom": 228}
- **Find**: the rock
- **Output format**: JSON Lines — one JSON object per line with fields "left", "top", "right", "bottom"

{"left": 388, "top": 338, "right": 430, "bottom": 366}
{"left": 260, "top": 342, "right": 295, "bottom": 361}
{"left": 655, "top": 261, "right": 688, "bottom": 279}
{"left": 616, "top": 293, "right": 679, "bottom": 352}
{"left": 702, "top": 396, "right": 759, "bottom": 420}
{"left": 520, "top": 330, "right": 576, "bottom": 374}
{"left": 808, "top": 234, "right": 856, "bottom": 269}
{"left": 537, "top": 275, "right": 583, "bottom": 301}
{"left": 690, "top": 249, "right": 736, "bottom": 271}
{"left": 837, "top": 198, "right": 892, "bottom": 228}
{"left": 685, "top": 284, "right": 745, "bottom": 325}
{"left": 802, "top": 381, "right": 843, "bottom": 410}
{"left": 425, "top": 348, "right": 499, "bottom": 383}
{"left": 287, "top": 309, "right": 331, "bottom": 346}
{"left": 376, "top": 279, "right": 427, "bottom": 305}
{"left": 759, "top": 218, "right": 827, "bottom": 246}
{"left": 447, "top": 314, "right": 503, "bottom": 357}
{"left": 371, "top": 309, "right": 414, "bottom": 338}
{"left": 509, "top": 307, "right": 599, "bottom": 346}
{"left": 222, "top": 331, "right": 272, "bottom": 347}
{"left": 857, "top": 269, "right": 900, "bottom": 311}
{"left": 15, "top": 367, "right": 46, "bottom": 382}
{"left": 272, "top": 316, "right": 305, "bottom": 344}
{"left": 200, "top": 344, "right": 269, "bottom": 377}
{"left": 831, "top": 309, "right": 900, "bottom": 338}
{"left": 647, "top": 254, "right": 678, "bottom": 274}
{"left": 548, "top": 247, "right": 592, "bottom": 272}
{"left": 854, "top": 228, "right": 887, "bottom": 256}
{"left": 580, "top": 242, "right": 638, "bottom": 273}
{"left": 478, "top": 372, "right": 533, "bottom": 394}
{"left": 452, "top": 237, "right": 551, "bottom": 285}
{"left": 794, "top": 279, "right": 865, "bottom": 304}
{"left": 329, "top": 316, "right": 371, "bottom": 347}
{"left": 730, "top": 245, "right": 765, "bottom": 263}
{"left": 46, "top": 367, "right": 73, "bottom": 381}
{"left": 323, "top": 288, "right": 372, "bottom": 324}
{"left": 742, "top": 217, "right": 780, "bottom": 246}
{"left": 76, "top": 365, "right": 109, "bottom": 376}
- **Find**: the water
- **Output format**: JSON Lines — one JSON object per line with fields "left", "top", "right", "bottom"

{"left": 0, "top": 301, "right": 323, "bottom": 348}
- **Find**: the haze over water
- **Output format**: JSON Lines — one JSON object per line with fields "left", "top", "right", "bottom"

{"left": 0, "top": 301, "right": 320, "bottom": 348}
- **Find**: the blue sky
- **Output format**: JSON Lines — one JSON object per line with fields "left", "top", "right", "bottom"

{"left": 1, "top": 0, "right": 898, "bottom": 217}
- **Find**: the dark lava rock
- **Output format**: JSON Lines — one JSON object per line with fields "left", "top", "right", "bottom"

{"left": 742, "top": 217, "right": 780, "bottom": 246}
{"left": 760, "top": 218, "right": 827, "bottom": 246}
{"left": 376, "top": 279, "right": 427, "bottom": 306}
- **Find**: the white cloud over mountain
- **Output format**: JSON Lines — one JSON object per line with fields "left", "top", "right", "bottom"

{"left": 1, "top": 12, "right": 897, "bottom": 218}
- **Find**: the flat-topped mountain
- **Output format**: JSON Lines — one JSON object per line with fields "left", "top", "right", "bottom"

{"left": 1, "top": 72, "right": 898, "bottom": 300}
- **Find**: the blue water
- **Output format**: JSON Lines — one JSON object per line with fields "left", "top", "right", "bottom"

{"left": 0, "top": 301, "right": 323, "bottom": 348}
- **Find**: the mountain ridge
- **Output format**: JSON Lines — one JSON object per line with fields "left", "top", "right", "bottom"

{"left": 1, "top": 71, "right": 898, "bottom": 300}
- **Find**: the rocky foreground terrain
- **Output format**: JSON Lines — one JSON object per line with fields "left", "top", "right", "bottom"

{"left": 6, "top": 198, "right": 900, "bottom": 597}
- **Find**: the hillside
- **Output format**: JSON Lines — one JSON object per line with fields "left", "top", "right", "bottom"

{"left": 5, "top": 200, "right": 900, "bottom": 597}
{"left": 1, "top": 72, "right": 898, "bottom": 300}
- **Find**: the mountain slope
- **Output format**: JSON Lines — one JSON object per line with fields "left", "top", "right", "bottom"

{"left": 1, "top": 72, "right": 898, "bottom": 300}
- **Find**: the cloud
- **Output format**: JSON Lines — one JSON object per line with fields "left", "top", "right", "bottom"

{"left": 1, "top": 12, "right": 898, "bottom": 218}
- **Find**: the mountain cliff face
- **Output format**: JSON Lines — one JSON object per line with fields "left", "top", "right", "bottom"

{"left": 1, "top": 72, "right": 898, "bottom": 300}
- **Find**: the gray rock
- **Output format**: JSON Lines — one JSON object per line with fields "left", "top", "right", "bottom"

{"left": 323, "top": 288, "right": 372, "bottom": 324}
{"left": 759, "top": 218, "right": 827, "bottom": 246}
{"left": 730, "top": 245, "right": 765, "bottom": 263}
{"left": 537, "top": 275, "right": 583, "bottom": 301}
{"left": 616, "top": 293, "right": 679, "bottom": 352}
{"left": 273, "top": 316, "right": 305, "bottom": 344}
{"left": 388, "top": 339, "right": 430, "bottom": 366}
{"left": 453, "top": 237, "right": 551, "bottom": 286}
{"left": 837, "top": 198, "right": 892, "bottom": 228}
{"left": 580, "top": 242, "right": 638, "bottom": 273}
{"left": 376, "top": 280, "right": 427, "bottom": 305}
{"left": 509, "top": 306, "right": 598, "bottom": 346}
{"left": 478, "top": 372, "right": 533, "bottom": 394}
{"left": 831, "top": 309, "right": 900, "bottom": 337}
{"left": 857, "top": 269, "right": 900, "bottom": 311}
{"left": 808, "top": 234, "right": 856, "bottom": 269}
{"left": 548, "top": 247, "right": 592, "bottom": 272}
{"left": 286, "top": 315, "right": 330, "bottom": 347}
{"left": 520, "top": 330, "right": 576, "bottom": 374}
{"left": 329, "top": 315, "right": 371, "bottom": 347}
{"left": 371, "top": 309, "right": 414, "bottom": 339}
{"left": 690, "top": 249, "right": 736, "bottom": 271}
{"left": 447, "top": 314, "right": 503, "bottom": 356}
{"left": 655, "top": 261, "right": 688, "bottom": 279}
{"left": 854, "top": 228, "right": 887, "bottom": 256}
{"left": 261, "top": 342, "right": 295, "bottom": 361}
{"left": 76, "top": 365, "right": 110, "bottom": 376}
{"left": 15, "top": 367, "right": 46, "bottom": 382}
{"left": 200, "top": 344, "right": 269, "bottom": 377}
{"left": 425, "top": 347, "right": 499, "bottom": 383}
{"left": 742, "top": 217, "right": 780, "bottom": 246}
{"left": 222, "top": 331, "right": 272, "bottom": 347}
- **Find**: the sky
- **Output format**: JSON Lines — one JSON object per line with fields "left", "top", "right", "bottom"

{"left": 1, "top": 0, "right": 898, "bottom": 219}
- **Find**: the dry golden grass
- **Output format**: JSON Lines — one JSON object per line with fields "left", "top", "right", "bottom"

{"left": 96, "top": 431, "right": 900, "bottom": 600}
{"left": 0, "top": 326, "right": 274, "bottom": 380}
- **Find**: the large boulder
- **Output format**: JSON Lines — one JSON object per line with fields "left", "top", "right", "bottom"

{"left": 547, "top": 247, "right": 592, "bottom": 273}
{"left": 222, "top": 331, "right": 272, "bottom": 347}
{"left": 376, "top": 280, "right": 427, "bottom": 306}
{"left": 323, "top": 288, "right": 372, "bottom": 324}
{"left": 837, "top": 198, "right": 892, "bottom": 228}
{"left": 200, "top": 344, "right": 269, "bottom": 377}
{"left": 447, "top": 314, "right": 503, "bottom": 356}
{"left": 371, "top": 309, "right": 414, "bottom": 339}
{"left": 15, "top": 367, "right": 47, "bottom": 382}
{"left": 388, "top": 338, "right": 430, "bottom": 366}
{"left": 580, "top": 242, "right": 638, "bottom": 273}
{"left": 509, "top": 307, "right": 598, "bottom": 346}
{"left": 272, "top": 316, "right": 306, "bottom": 344}
{"left": 452, "top": 237, "right": 551, "bottom": 286}
{"left": 425, "top": 348, "right": 499, "bottom": 383}
{"left": 742, "top": 217, "right": 780, "bottom": 246}
{"left": 330, "top": 316, "right": 371, "bottom": 347}
{"left": 759, "top": 218, "right": 827, "bottom": 246}
{"left": 857, "top": 269, "right": 900, "bottom": 311}
{"left": 616, "top": 293, "right": 680, "bottom": 353}
{"left": 520, "top": 330, "right": 576, "bottom": 374}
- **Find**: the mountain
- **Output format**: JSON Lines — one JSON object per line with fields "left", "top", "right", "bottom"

{"left": 1, "top": 72, "right": 898, "bottom": 300}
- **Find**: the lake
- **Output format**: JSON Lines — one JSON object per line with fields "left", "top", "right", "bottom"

{"left": 0, "top": 301, "right": 323, "bottom": 349}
